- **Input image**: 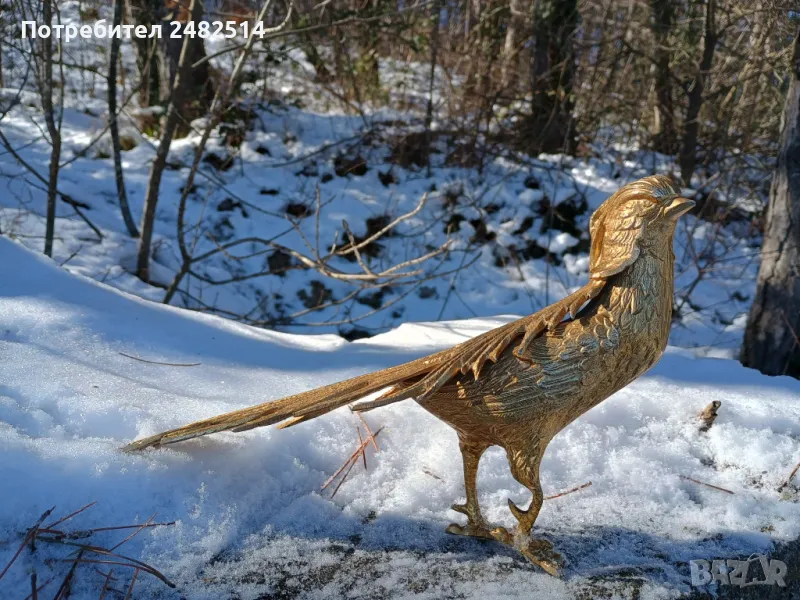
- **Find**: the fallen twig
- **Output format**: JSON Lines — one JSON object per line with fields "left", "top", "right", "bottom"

{"left": 545, "top": 481, "right": 593, "bottom": 500}
{"left": 118, "top": 351, "right": 201, "bottom": 367}
{"left": 680, "top": 474, "right": 734, "bottom": 495}
{"left": 422, "top": 468, "right": 443, "bottom": 481}
{"left": 778, "top": 460, "right": 800, "bottom": 492}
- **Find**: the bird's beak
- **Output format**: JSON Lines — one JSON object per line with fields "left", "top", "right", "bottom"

{"left": 664, "top": 197, "right": 695, "bottom": 218}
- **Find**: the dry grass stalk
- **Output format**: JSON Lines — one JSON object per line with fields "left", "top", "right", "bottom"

{"left": 357, "top": 427, "right": 367, "bottom": 469}
{"left": 45, "top": 502, "right": 97, "bottom": 529}
{"left": 680, "top": 474, "right": 734, "bottom": 495}
{"left": 357, "top": 413, "right": 380, "bottom": 452}
{"left": 97, "top": 569, "right": 115, "bottom": 600}
{"left": 24, "top": 573, "right": 57, "bottom": 600}
{"left": 0, "top": 507, "right": 54, "bottom": 583}
{"left": 697, "top": 400, "right": 722, "bottom": 432}
{"left": 118, "top": 351, "right": 201, "bottom": 367}
{"left": 544, "top": 481, "right": 593, "bottom": 501}
{"left": 52, "top": 548, "right": 85, "bottom": 600}
{"left": 123, "top": 568, "right": 140, "bottom": 600}
{"left": 0, "top": 503, "right": 176, "bottom": 597}
{"left": 321, "top": 420, "right": 383, "bottom": 498}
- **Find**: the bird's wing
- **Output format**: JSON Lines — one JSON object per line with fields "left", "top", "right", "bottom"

{"left": 124, "top": 280, "right": 607, "bottom": 450}
{"left": 474, "top": 306, "right": 620, "bottom": 420}
{"left": 348, "top": 279, "right": 606, "bottom": 413}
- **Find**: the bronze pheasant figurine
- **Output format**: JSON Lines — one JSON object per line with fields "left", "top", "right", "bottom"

{"left": 125, "top": 175, "right": 695, "bottom": 575}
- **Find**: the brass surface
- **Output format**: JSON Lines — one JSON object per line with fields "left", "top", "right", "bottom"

{"left": 125, "top": 175, "right": 694, "bottom": 575}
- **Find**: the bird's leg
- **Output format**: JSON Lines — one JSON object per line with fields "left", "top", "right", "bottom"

{"left": 445, "top": 437, "right": 494, "bottom": 540}
{"left": 504, "top": 447, "right": 564, "bottom": 576}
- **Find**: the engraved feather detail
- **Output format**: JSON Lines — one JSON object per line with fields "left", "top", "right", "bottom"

{"left": 122, "top": 175, "right": 688, "bottom": 453}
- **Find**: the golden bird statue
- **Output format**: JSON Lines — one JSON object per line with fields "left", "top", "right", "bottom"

{"left": 125, "top": 175, "right": 695, "bottom": 575}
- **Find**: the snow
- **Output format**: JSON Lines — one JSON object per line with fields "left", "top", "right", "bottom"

{"left": 2, "top": 236, "right": 799, "bottom": 599}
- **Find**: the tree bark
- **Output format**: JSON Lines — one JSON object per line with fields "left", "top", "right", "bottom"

{"left": 40, "top": 0, "right": 61, "bottom": 258}
{"left": 501, "top": 0, "right": 526, "bottom": 90}
{"left": 110, "top": 0, "right": 140, "bottom": 238}
{"left": 424, "top": 0, "right": 442, "bottom": 173}
{"left": 136, "top": 0, "right": 203, "bottom": 281}
{"left": 127, "top": 0, "right": 212, "bottom": 123}
{"left": 741, "top": 27, "right": 800, "bottom": 378}
{"left": 126, "top": 0, "right": 167, "bottom": 107}
{"left": 678, "top": 0, "right": 717, "bottom": 185}
{"left": 649, "top": 0, "right": 676, "bottom": 155}
{"left": 162, "top": 1, "right": 213, "bottom": 131}
{"left": 522, "top": 0, "right": 578, "bottom": 155}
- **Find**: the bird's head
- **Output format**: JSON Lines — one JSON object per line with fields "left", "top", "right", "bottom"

{"left": 589, "top": 175, "right": 694, "bottom": 279}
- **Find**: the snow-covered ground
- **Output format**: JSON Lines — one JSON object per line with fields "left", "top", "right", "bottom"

{"left": 2, "top": 235, "right": 799, "bottom": 599}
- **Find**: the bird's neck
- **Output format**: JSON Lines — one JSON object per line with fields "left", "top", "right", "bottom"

{"left": 602, "top": 240, "right": 675, "bottom": 353}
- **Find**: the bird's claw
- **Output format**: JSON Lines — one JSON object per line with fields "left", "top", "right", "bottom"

{"left": 507, "top": 498, "right": 524, "bottom": 522}
{"left": 489, "top": 526, "right": 513, "bottom": 545}
{"left": 445, "top": 522, "right": 495, "bottom": 540}
{"left": 479, "top": 515, "right": 565, "bottom": 577}
{"left": 450, "top": 502, "right": 469, "bottom": 516}
{"left": 516, "top": 537, "right": 565, "bottom": 577}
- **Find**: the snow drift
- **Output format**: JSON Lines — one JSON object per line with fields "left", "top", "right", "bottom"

{"left": 1, "top": 236, "right": 799, "bottom": 598}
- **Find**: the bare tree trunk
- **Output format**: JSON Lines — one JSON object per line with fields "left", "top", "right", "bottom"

{"left": 162, "top": 1, "right": 213, "bottom": 131}
{"left": 110, "top": 0, "right": 139, "bottom": 238}
{"left": 522, "top": 0, "right": 577, "bottom": 155}
{"left": 424, "top": 0, "right": 442, "bottom": 173}
{"left": 126, "top": 0, "right": 167, "bottom": 107}
{"left": 649, "top": 0, "right": 676, "bottom": 154}
{"left": 741, "top": 28, "right": 800, "bottom": 378}
{"left": 290, "top": 7, "right": 332, "bottom": 83}
{"left": 40, "top": 0, "right": 61, "bottom": 257}
{"left": 350, "top": 0, "right": 381, "bottom": 103}
{"left": 127, "top": 0, "right": 211, "bottom": 121}
{"left": 136, "top": 0, "right": 203, "bottom": 281}
{"left": 501, "top": 0, "right": 526, "bottom": 90}
{"left": 679, "top": 0, "right": 717, "bottom": 185}
{"left": 464, "top": 0, "right": 480, "bottom": 46}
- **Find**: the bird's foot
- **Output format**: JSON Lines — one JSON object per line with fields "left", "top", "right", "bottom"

{"left": 445, "top": 522, "right": 496, "bottom": 540}
{"left": 446, "top": 503, "right": 495, "bottom": 540}
{"left": 515, "top": 537, "right": 564, "bottom": 576}
{"left": 480, "top": 525, "right": 564, "bottom": 576}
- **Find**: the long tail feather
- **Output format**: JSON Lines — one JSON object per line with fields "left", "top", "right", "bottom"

{"left": 122, "top": 360, "right": 429, "bottom": 451}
